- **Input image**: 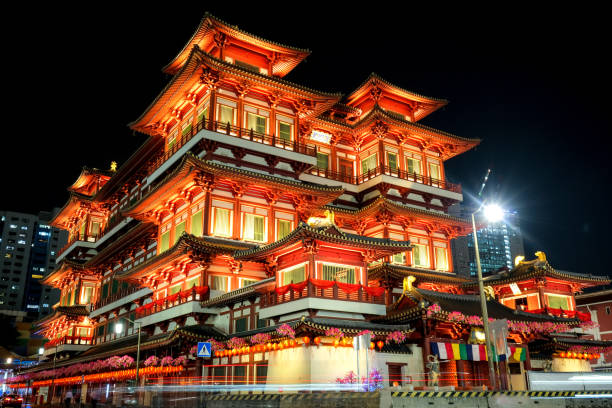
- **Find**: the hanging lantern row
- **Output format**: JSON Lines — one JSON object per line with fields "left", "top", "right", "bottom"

{"left": 215, "top": 337, "right": 386, "bottom": 357}
{"left": 556, "top": 351, "right": 601, "bottom": 360}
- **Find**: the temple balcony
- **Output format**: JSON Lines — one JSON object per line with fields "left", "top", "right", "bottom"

{"left": 258, "top": 280, "right": 386, "bottom": 320}
{"left": 89, "top": 286, "right": 152, "bottom": 318}
{"left": 42, "top": 335, "right": 92, "bottom": 357}
{"left": 134, "top": 286, "right": 214, "bottom": 328}
{"left": 56, "top": 217, "right": 132, "bottom": 262}
{"left": 303, "top": 165, "right": 462, "bottom": 202}
{"left": 146, "top": 119, "right": 317, "bottom": 184}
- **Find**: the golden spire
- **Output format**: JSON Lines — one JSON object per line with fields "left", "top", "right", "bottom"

{"left": 110, "top": 161, "right": 117, "bottom": 172}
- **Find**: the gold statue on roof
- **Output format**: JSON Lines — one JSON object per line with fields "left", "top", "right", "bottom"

{"left": 403, "top": 275, "right": 416, "bottom": 293}
{"left": 307, "top": 209, "right": 335, "bottom": 227}
{"left": 110, "top": 161, "right": 118, "bottom": 172}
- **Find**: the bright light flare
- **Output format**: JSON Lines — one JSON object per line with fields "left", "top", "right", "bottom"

{"left": 115, "top": 322, "right": 124, "bottom": 334}
{"left": 483, "top": 204, "right": 504, "bottom": 222}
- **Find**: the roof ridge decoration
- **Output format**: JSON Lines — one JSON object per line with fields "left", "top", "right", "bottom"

{"left": 163, "top": 12, "right": 311, "bottom": 76}
{"left": 461, "top": 253, "right": 611, "bottom": 288}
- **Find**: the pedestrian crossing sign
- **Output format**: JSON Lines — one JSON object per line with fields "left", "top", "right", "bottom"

{"left": 197, "top": 342, "right": 211, "bottom": 357}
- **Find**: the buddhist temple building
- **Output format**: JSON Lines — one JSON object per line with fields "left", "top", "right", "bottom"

{"left": 11, "top": 12, "right": 611, "bottom": 404}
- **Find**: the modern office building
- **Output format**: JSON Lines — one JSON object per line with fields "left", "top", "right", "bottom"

{"left": 0, "top": 210, "right": 67, "bottom": 317}
{"left": 449, "top": 204, "right": 524, "bottom": 277}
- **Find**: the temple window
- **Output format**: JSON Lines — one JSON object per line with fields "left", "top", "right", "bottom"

{"left": 406, "top": 157, "right": 422, "bottom": 176}
{"left": 246, "top": 112, "right": 267, "bottom": 133}
{"left": 182, "top": 116, "right": 193, "bottom": 137}
{"left": 210, "top": 275, "right": 229, "bottom": 292}
{"left": 276, "top": 219, "right": 292, "bottom": 240}
{"left": 212, "top": 206, "right": 233, "bottom": 237}
{"left": 428, "top": 162, "right": 441, "bottom": 181}
{"left": 89, "top": 220, "right": 101, "bottom": 240}
{"left": 233, "top": 365, "right": 246, "bottom": 384}
{"left": 434, "top": 247, "right": 449, "bottom": 271}
{"left": 411, "top": 244, "right": 429, "bottom": 268}
{"left": 240, "top": 278, "right": 257, "bottom": 288}
{"left": 243, "top": 213, "right": 266, "bottom": 242}
{"left": 169, "top": 284, "right": 182, "bottom": 295}
{"left": 191, "top": 209, "right": 204, "bottom": 237}
{"left": 316, "top": 152, "right": 329, "bottom": 169}
{"left": 392, "top": 252, "right": 406, "bottom": 265}
{"left": 235, "top": 316, "right": 248, "bottom": 332}
{"left": 80, "top": 285, "right": 94, "bottom": 304}
{"left": 167, "top": 131, "right": 177, "bottom": 152}
{"left": 321, "top": 263, "right": 356, "bottom": 284}
{"left": 361, "top": 153, "right": 377, "bottom": 174}
{"left": 197, "top": 104, "right": 209, "bottom": 124}
{"left": 502, "top": 293, "right": 540, "bottom": 311}
{"left": 387, "top": 152, "right": 398, "bottom": 171}
{"left": 186, "top": 276, "right": 201, "bottom": 288}
{"left": 546, "top": 294, "right": 572, "bottom": 310}
{"left": 278, "top": 121, "right": 292, "bottom": 142}
{"left": 173, "top": 217, "right": 186, "bottom": 245}
{"left": 218, "top": 104, "right": 235, "bottom": 125}
{"left": 280, "top": 265, "right": 306, "bottom": 285}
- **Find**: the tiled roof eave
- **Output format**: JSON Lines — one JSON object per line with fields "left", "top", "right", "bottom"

{"left": 234, "top": 222, "right": 412, "bottom": 260}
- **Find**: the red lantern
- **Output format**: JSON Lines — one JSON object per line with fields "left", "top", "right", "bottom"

{"left": 303, "top": 336, "right": 310, "bottom": 345}
{"left": 246, "top": 346, "right": 251, "bottom": 354}
{"left": 333, "top": 339, "right": 339, "bottom": 348}
{"left": 560, "top": 351, "right": 566, "bottom": 358}
{"left": 370, "top": 342, "right": 375, "bottom": 350}
{"left": 284, "top": 340, "right": 289, "bottom": 348}
{"left": 289, "top": 339, "right": 296, "bottom": 347}
{"left": 377, "top": 341, "right": 384, "bottom": 350}
{"left": 314, "top": 337, "right": 321, "bottom": 346}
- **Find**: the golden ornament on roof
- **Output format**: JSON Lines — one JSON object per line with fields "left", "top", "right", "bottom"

{"left": 110, "top": 161, "right": 118, "bottom": 172}
{"left": 306, "top": 209, "right": 335, "bottom": 227}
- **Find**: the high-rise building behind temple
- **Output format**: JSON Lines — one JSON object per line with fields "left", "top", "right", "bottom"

{"left": 0, "top": 210, "right": 67, "bottom": 317}
{"left": 449, "top": 204, "right": 525, "bottom": 277}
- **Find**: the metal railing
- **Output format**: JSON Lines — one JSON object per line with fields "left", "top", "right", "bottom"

{"left": 309, "top": 165, "right": 462, "bottom": 193}
{"left": 147, "top": 118, "right": 317, "bottom": 175}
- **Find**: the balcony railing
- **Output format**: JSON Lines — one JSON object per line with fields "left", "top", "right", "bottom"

{"left": 260, "top": 280, "right": 385, "bottom": 309}
{"left": 44, "top": 335, "right": 93, "bottom": 349}
{"left": 309, "top": 165, "right": 462, "bottom": 193}
{"left": 524, "top": 306, "right": 591, "bottom": 322}
{"left": 147, "top": 118, "right": 317, "bottom": 175}
{"left": 91, "top": 285, "right": 144, "bottom": 312}
{"left": 135, "top": 286, "right": 210, "bottom": 319}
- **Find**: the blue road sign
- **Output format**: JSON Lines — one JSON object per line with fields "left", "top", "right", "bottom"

{"left": 197, "top": 342, "right": 211, "bottom": 357}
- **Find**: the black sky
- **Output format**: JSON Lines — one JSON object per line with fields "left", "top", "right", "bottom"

{"left": 2, "top": 5, "right": 610, "bottom": 276}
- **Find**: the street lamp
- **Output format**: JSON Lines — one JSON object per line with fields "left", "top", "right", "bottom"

{"left": 471, "top": 203, "right": 505, "bottom": 390}
{"left": 114, "top": 318, "right": 142, "bottom": 389}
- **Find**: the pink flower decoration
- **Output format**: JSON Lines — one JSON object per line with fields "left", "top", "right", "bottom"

{"left": 227, "top": 337, "right": 247, "bottom": 349}
{"left": 251, "top": 333, "right": 272, "bottom": 345}
{"left": 325, "top": 327, "right": 344, "bottom": 339}
{"left": 276, "top": 323, "right": 295, "bottom": 339}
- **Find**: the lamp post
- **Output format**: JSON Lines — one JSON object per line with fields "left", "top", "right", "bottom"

{"left": 471, "top": 203, "right": 504, "bottom": 390}
{"left": 114, "top": 318, "right": 142, "bottom": 388}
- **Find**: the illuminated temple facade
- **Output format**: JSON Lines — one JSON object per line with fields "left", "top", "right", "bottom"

{"left": 22, "top": 13, "right": 610, "bottom": 400}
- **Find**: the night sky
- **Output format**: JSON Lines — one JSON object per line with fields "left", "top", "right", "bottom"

{"left": 2, "top": 5, "right": 610, "bottom": 276}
